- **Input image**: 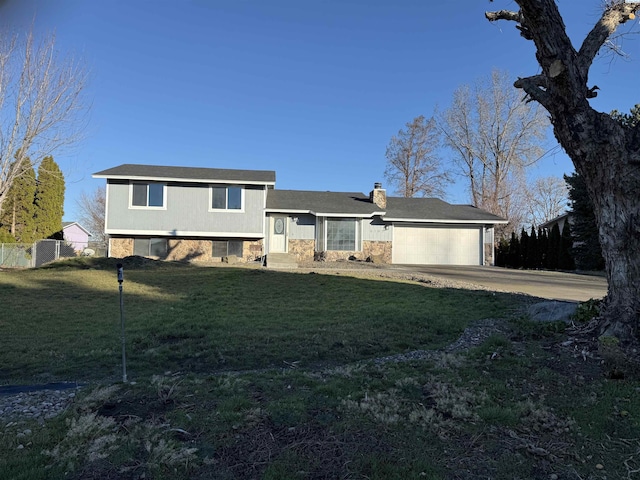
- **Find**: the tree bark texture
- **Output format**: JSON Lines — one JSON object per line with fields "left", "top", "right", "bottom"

{"left": 486, "top": 0, "right": 640, "bottom": 342}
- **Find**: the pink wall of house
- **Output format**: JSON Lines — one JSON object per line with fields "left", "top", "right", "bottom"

{"left": 63, "top": 223, "right": 90, "bottom": 251}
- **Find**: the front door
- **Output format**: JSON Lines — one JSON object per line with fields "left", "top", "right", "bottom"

{"left": 270, "top": 216, "right": 287, "bottom": 253}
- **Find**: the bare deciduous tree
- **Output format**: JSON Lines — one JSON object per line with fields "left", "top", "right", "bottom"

{"left": 384, "top": 115, "right": 451, "bottom": 198}
{"left": 0, "top": 30, "right": 88, "bottom": 213}
{"left": 76, "top": 186, "right": 106, "bottom": 243}
{"left": 439, "top": 69, "right": 549, "bottom": 236}
{"left": 526, "top": 175, "right": 569, "bottom": 228}
{"left": 486, "top": 0, "right": 640, "bottom": 343}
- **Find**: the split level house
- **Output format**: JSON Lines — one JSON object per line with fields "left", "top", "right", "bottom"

{"left": 93, "top": 164, "right": 507, "bottom": 266}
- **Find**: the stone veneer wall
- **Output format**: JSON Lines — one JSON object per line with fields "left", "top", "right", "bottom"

{"left": 109, "top": 237, "right": 263, "bottom": 263}
{"left": 484, "top": 244, "right": 494, "bottom": 266}
{"left": 362, "top": 240, "right": 392, "bottom": 263}
{"left": 288, "top": 239, "right": 315, "bottom": 262}
{"left": 369, "top": 187, "right": 387, "bottom": 209}
{"left": 318, "top": 241, "right": 391, "bottom": 263}
{"left": 166, "top": 239, "right": 212, "bottom": 262}
{"left": 243, "top": 240, "right": 264, "bottom": 262}
{"left": 321, "top": 250, "right": 359, "bottom": 262}
{"left": 110, "top": 238, "right": 134, "bottom": 258}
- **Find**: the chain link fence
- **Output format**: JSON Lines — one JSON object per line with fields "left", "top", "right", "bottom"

{"left": 0, "top": 243, "right": 32, "bottom": 268}
{"left": 0, "top": 240, "right": 107, "bottom": 268}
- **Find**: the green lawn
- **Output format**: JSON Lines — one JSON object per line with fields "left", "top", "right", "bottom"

{"left": 0, "top": 258, "right": 511, "bottom": 384}
{"left": 1, "top": 258, "right": 638, "bottom": 480}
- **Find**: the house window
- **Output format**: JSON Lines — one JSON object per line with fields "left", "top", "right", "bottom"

{"left": 132, "top": 183, "right": 164, "bottom": 207}
{"left": 212, "top": 240, "right": 244, "bottom": 257}
{"left": 326, "top": 218, "right": 357, "bottom": 251}
{"left": 211, "top": 186, "right": 242, "bottom": 210}
{"left": 133, "top": 238, "right": 167, "bottom": 257}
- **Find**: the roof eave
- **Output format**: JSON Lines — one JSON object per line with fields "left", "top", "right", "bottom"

{"left": 383, "top": 217, "right": 508, "bottom": 224}
{"left": 264, "top": 208, "right": 312, "bottom": 214}
{"left": 265, "top": 209, "right": 384, "bottom": 218}
{"left": 312, "top": 211, "right": 377, "bottom": 218}
{"left": 93, "top": 173, "right": 275, "bottom": 186}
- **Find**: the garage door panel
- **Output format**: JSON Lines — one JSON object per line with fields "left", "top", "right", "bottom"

{"left": 393, "top": 225, "right": 481, "bottom": 265}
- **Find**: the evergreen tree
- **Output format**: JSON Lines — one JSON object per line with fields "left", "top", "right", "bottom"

{"left": 520, "top": 228, "right": 529, "bottom": 269}
{"left": 559, "top": 222, "right": 576, "bottom": 270}
{"left": 507, "top": 231, "right": 520, "bottom": 268}
{"left": 34, "top": 156, "right": 65, "bottom": 239}
{"left": 0, "top": 160, "right": 37, "bottom": 243}
{"left": 610, "top": 103, "right": 640, "bottom": 128}
{"left": 526, "top": 226, "right": 538, "bottom": 269}
{"left": 538, "top": 227, "right": 548, "bottom": 269}
{"left": 547, "top": 224, "right": 561, "bottom": 270}
{"left": 495, "top": 237, "right": 509, "bottom": 267}
{"left": 564, "top": 172, "right": 604, "bottom": 270}
{"left": 0, "top": 230, "right": 16, "bottom": 243}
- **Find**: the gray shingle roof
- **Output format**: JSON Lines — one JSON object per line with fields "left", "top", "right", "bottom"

{"left": 539, "top": 212, "right": 571, "bottom": 230}
{"left": 93, "top": 163, "right": 505, "bottom": 223}
{"left": 93, "top": 164, "right": 276, "bottom": 184}
{"left": 267, "top": 191, "right": 506, "bottom": 223}
{"left": 267, "top": 190, "right": 382, "bottom": 215}
{"left": 384, "top": 197, "right": 507, "bottom": 223}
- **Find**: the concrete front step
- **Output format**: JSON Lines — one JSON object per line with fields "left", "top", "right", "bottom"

{"left": 266, "top": 253, "right": 298, "bottom": 268}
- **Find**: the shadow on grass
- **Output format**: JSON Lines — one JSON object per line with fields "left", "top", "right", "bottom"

{"left": 0, "top": 258, "right": 525, "bottom": 384}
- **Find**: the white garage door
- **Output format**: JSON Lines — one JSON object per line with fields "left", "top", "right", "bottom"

{"left": 392, "top": 225, "right": 482, "bottom": 265}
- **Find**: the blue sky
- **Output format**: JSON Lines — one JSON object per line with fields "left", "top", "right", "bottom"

{"left": 1, "top": 0, "right": 638, "bottom": 221}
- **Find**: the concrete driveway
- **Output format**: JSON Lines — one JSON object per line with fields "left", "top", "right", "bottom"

{"left": 392, "top": 265, "right": 607, "bottom": 302}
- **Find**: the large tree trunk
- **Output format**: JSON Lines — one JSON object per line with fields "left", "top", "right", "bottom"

{"left": 486, "top": 0, "right": 640, "bottom": 343}
{"left": 552, "top": 111, "right": 640, "bottom": 342}
{"left": 599, "top": 197, "right": 640, "bottom": 341}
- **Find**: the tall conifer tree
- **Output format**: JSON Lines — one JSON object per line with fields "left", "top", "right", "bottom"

{"left": 520, "top": 228, "right": 529, "bottom": 270}
{"left": 547, "top": 224, "right": 561, "bottom": 270}
{"left": 538, "top": 228, "right": 548, "bottom": 269}
{"left": 527, "top": 226, "right": 538, "bottom": 269}
{"left": 559, "top": 222, "right": 576, "bottom": 271}
{"left": 34, "top": 156, "right": 65, "bottom": 239}
{"left": 564, "top": 172, "right": 604, "bottom": 271}
{"left": 507, "top": 231, "right": 520, "bottom": 268}
{"left": 0, "top": 160, "right": 37, "bottom": 243}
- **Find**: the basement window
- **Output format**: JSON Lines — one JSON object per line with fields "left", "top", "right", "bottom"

{"left": 133, "top": 238, "right": 167, "bottom": 257}
{"left": 212, "top": 240, "right": 244, "bottom": 257}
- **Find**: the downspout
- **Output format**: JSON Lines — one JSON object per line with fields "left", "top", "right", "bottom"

{"left": 490, "top": 226, "right": 495, "bottom": 267}
{"left": 263, "top": 215, "right": 269, "bottom": 266}
{"left": 262, "top": 188, "right": 268, "bottom": 266}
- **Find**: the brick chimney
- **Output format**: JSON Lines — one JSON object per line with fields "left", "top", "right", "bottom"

{"left": 369, "top": 182, "right": 386, "bottom": 209}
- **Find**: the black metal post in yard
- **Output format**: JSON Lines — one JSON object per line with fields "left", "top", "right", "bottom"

{"left": 117, "top": 263, "right": 128, "bottom": 383}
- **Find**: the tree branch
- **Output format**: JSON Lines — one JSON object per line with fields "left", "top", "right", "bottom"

{"left": 489, "top": 0, "right": 592, "bottom": 109}
{"left": 486, "top": 9, "right": 533, "bottom": 39}
{"left": 578, "top": 2, "right": 640, "bottom": 76}
{"left": 514, "top": 75, "right": 551, "bottom": 108}
{"left": 485, "top": 10, "right": 522, "bottom": 23}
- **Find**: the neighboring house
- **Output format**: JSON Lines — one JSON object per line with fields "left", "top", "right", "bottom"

{"left": 62, "top": 222, "right": 92, "bottom": 252}
{"left": 93, "top": 164, "right": 507, "bottom": 266}
{"left": 539, "top": 213, "right": 573, "bottom": 233}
